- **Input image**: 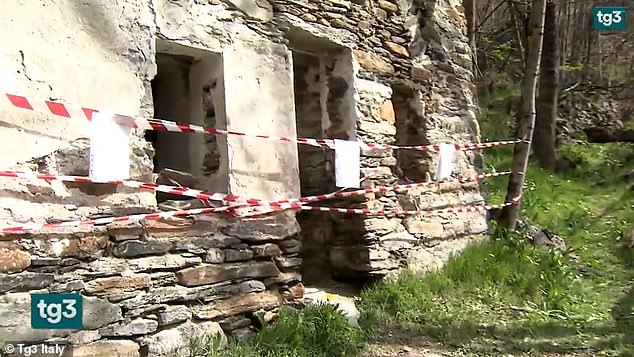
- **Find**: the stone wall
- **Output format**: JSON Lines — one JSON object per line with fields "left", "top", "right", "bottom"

{"left": 275, "top": 0, "right": 486, "bottom": 280}
{"left": 0, "top": 0, "right": 487, "bottom": 353}
{"left": 0, "top": 213, "right": 302, "bottom": 356}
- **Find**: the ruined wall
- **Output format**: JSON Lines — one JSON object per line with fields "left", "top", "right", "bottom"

{"left": 275, "top": 0, "right": 486, "bottom": 280}
{"left": 0, "top": 0, "right": 302, "bottom": 355}
{"left": 0, "top": 213, "right": 303, "bottom": 356}
{"left": 0, "top": 0, "right": 485, "bottom": 353}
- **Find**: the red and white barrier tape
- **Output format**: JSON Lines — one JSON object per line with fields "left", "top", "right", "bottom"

{"left": 299, "top": 198, "right": 519, "bottom": 215}
{"left": 0, "top": 170, "right": 510, "bottom": 209}
{"left": 0, "top": 205, "right": 237, "bottom": 234}
{"left": 0, "top": 197, "right": 521, "bottom": 234}
{"left": 3, "top": 92, "right": 520, "bottom": 152}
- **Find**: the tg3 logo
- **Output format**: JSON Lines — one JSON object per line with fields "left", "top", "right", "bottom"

{"left": 593, "top": 7, "right": 627, "bottom": 31}
{"left": 31, "top": 293, "right": 83, "bottom": 329}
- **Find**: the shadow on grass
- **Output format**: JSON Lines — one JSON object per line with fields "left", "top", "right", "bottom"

{"left": 371, "top": 316, "right": 632, "bottom": 356}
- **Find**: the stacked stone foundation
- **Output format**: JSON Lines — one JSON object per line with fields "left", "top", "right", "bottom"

{"left": 0, "top": 213, "right": 303, "bottom": 356}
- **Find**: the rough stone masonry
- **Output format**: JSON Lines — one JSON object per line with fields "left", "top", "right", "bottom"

{"left": 0, "top": 0, "right": 485, "bottom": 355}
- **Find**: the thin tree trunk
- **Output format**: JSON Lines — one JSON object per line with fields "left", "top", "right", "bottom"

{"left": 508, "top": 0, "right": 527, "bottom": 66}
{"left": 560, "top": 0, "right": 570, "bottom": 66}
{"left": 534, "top": 0, "right": 559, "bottom": 170}
{"left": 499, "top": 0, "right": 547, "bottom": 229}
{"left": 570, "top": 1, "right": 583, "bottom": 65}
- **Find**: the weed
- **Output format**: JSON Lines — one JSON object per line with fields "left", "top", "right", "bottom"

{"left": 200, "top": 304, "right": 365, "bottom": 357}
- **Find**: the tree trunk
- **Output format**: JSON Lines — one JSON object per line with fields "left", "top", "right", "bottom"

{"left": 534, "top": 0, "right": 559, "bottom": 170}
{"left": 508, "top": 0, "right": 527, "bottom": 66}
{"left": 499, "top": 0, "right": 547, "bottom": 230}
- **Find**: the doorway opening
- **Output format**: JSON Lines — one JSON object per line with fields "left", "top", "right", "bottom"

{"left": 147, "top": 41, "right": 228, "bottom": 204}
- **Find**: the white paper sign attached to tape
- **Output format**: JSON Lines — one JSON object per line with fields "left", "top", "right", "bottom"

{"left": 0, "top": 70, "right": 17, "bottom": 92}
{"left": 334, "top": 139, "right": 361, "bottom": 188}
{"left": 89, "top": 112, "right": 132, "bottom": 181}
{"left": 434, "top": 142, "right": 456, "bottom": 180}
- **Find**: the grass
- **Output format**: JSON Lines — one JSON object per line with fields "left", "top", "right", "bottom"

{"left": 361, "top": 141, "right": 634, "bottom": 356}
{"left": 199, "top": 304, "right": 367, "bottom": 357}
{"left": 197, "top": 86, "right": 634, "bottom": 356}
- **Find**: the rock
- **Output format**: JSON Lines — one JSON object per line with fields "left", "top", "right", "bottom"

{"left": 404, "top": 219, "right": 444, "bottom": 236}
{"left": 30, "top": 257, "right": 61, "bottom": 266}
{"left": 72, "top": 340, "right": 139, "bottom": 357}
{"left": 232, "top": 328, "right": 257, "bottom": 341}
{"left": 358, "top": 119, "right": 397, "bottom": 136}
{"left": 369, "top": 249, "right": 390, "bottom": 260}
{"left": 157, "top": 305, "right": 192, "bottom": 326}
{"left": 0, "top": 272, "right": 54, "bottom": 293}
{"left": 119, "top": 283, "right": 234, "bottom": 310}
{"left": 128, "top": 255, "right": 202, "bottom": 272}
{"left": 108, "top": 225, "right": 144, "bottom": 241}
{"left": 274, "top": 256, "right": 302, "bottom": 269}
{"left": 223, "top": 248, "right": 253, "bottom": 262}
{"left": 0, "top": 293, "right": 120, "bottom": 343}
{"left": 99, "top": 318, "right": 158, "bottom": 337}
{"left": 204, "top": 248, "right": 225, "bottom": 263}
{"left": 0, "top": 247, "right": 31, "bottom": 273}
{"left": 124, "top": 304, "right": 169, "bottom": 319}
{"left": 221, "top": 213, "right": 300, "bottom": 241}
{"left": 251, "top": 243, "right": 282, "bottom": 257}
{"left": 263, "top": 272, "right": 302, "bottom": 286}
{"left": 24, "top": 138, "right": 88, "bottom": 177}
{"left": 34, "top": 235, "right": 108, "bottom": 259}
{"left": 82, "top": 296, "right": 123, "bottom": 330}
{"left": 224, "top": 0, "right": 273, "bottom": 21}
{"left": 218, "top": 316, "right": 252, "bottom": 331}
{"left": 303, "top": 290, "right": 360, "bottom": 326}
{"left": 85, "top": 255, "right": 200, "bottom": 276}
{"left": 364, "top": 218, "right": 401, "bottom": 234}
{"left": 176, "top": 262, "right": 280, "bottom": 287}
{"left": 523, "top": 223, "right": 567, "bottom": 251}
{"left": 49, "top": 280, "right": 85, "bottom": 293}
{"left": 277, "top": 239, "right": 302, "bottom": 254}
{"left": 239, "top": 280, "right": 266, "bottom": 294}
{"left": 68, "top": 330, "right": 101, "bottom": 345}
{"left": 378, "top": 0, "right": 398, "bottom": 12}
{"left": 353, "top": 50, "right": 395, "bottom": 75}
{"left": 112, "top": 240, "right": 173, "bottom": 258}
{"left": 301, "top": 13, "right": 318, "bottom": 22}
{"left": 411, "top": 66, "right": 433, "bottom": 82}
{"left": 192, "top": 292, "right": 281, "bottom": 320}
{"left": 137, "top": 321, "right": 225, "bottom": 357}
{"left": 172, "top": 235, "right": 240, "bottom": 254}
{"left": 379, "top": 100, "right": 395, "bottom": 124}
{"left": 85, "top": 274, "right": 151, "bottom": 300}
{"left": 406, "top": 248, "right": 444, "bottom": 274}
{"left": 379, "top": 231, "right": 417, "bottom": 251}
{"left": 281, "top": 282, "right": 304, "bottom": 300}
{"left": 384, "top": 41, "right": 409, "bottom": 57}
{"left": 149, "top": 272, "right": 177, "bottom": 286}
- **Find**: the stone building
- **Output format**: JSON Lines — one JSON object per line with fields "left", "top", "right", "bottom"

{"left": 0, "top": 0, "right": 485, "bottom": 355}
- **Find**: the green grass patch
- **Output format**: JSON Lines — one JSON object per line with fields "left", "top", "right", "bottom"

{"left": 360, "top": 135, "right": 634, "bottom": 355}
{"left": 201, "top": 304, "right": 366, "bottom": 357}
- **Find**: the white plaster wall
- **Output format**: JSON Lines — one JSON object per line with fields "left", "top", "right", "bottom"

{"left": 223, "top": 43, "right": 301, "bottom": 200}
{"left": 154, "top": 0, "right": 301, "bottom": 200}
{"left": 0, "top": 0, "right": 154, "bottom": 168}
